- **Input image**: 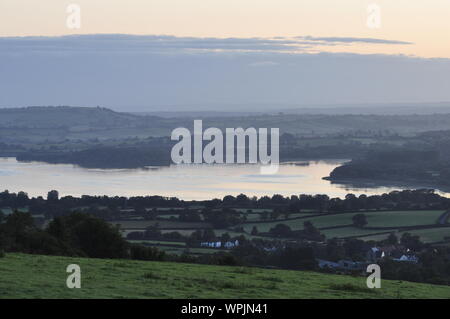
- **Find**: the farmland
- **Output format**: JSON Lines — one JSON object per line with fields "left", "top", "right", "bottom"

{"left": 2, "top": 189, "right": 449, "bottom": 289}
{"left": 242, "top": 210, "right": 445, "bottom": 232}
{"left": 114, "top": 208, "right": 449, "bottom": 255}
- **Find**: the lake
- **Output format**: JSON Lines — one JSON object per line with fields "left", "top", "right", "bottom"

{"left": 0, "top": 157, "right": 445, "bottom": 200}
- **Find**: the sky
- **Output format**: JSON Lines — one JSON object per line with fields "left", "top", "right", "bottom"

{"left": 1, "top": 0, "right": 449, "bottom": 58}
{"left": 0, "top": 1, "right": 449, "bottom": 111}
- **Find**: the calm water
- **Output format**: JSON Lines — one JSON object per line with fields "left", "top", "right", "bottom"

{"left": 0, "top": 157, "right": 444, "bottom": 200}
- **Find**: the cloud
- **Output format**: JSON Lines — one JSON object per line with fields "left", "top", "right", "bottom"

{"left": 0, "top": 34, "right": 303, "bottom": 54}
{"left": 0, "top": 34, "right": 448, "bottom": 111}
{"left": 298, "top": 36, "right": 413, "bottom": 45}
{"left": 0, "top": 34, "right": 412, "bottom": 56}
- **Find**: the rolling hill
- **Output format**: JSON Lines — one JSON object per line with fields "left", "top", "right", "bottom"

{"left": 1, "top": 253, "right": 449, "bottom": 299}
{"left": 5, "top": 106, "right": 450, "bottom": 144}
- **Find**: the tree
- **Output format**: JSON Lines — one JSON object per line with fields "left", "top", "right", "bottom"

{"left": 386, "top": 233, "right": 398, "bottom": 245}
{"left": 2, "top": 211, "right": 35, "bottom": 241}
{"left": 129, "top": 244, "right": 165, "bottom": 261}
{"left": 259, "top": 212, "right": 269, "bottom": 221}
{"left": 47, "top": 217, "right": 69, "bottom": 242}
{"left": 352, "top": 214, "right": 368, "bottom": 227}
{"left": 236, "top": 193, "right": 249, "bottom": 205}
{"left": 303, "top": 221, "right": 318, "bottom": 235}
{"left": 277, "top": 246, "right": 316, "bottom": 270}
{"left": 2, "top": 211, "right": 66, "bottom": 255}
{"left": 269, "top": 224, "right": 292, "bottom": 237}
{"left": 47, "top": 190, "right": 59, "bottom": 202}
{"left": 17, "top": 192, "right": 29, "bottom": 206}
{"left": 270, "top": 209, "right": 281, "bottom": 220}
{"left": 301, "top": 221, "right": 324, "bottom": 241}
{"left": 202, "top": 229, "right": 216, "bottom": 241}
{"left": 343, "top": 238, "right": 367, "bottom": 261}
{"left": 400, "top": 233, "right": 423, "bottom": 251}
{"left": 47, "top": 213, "right": 128, "bottom": 258}
{"left": 144, "top": 226, "right": 162, "bottom": 239}
{"left": 220, "top": 232, "right": 231, "bottom": 242}
{"left": 326, "top": 238, "right": 346, "bottom": 261}
{"left": 222, "top": 195, "right": 235, "bottom": 205}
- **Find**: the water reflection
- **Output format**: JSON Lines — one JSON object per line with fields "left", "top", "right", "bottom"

{"left": 0, "top": 157, "right": 447, "bottom": 200}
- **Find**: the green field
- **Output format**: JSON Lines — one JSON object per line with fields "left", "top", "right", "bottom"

{"left": 127, "top": 240, "right": 227, "bottom": 255}
{"left": 0, "top": 253, "right": 449, "bottom": 299}
{"left": 0, "top": 207, "right": 29, "bottom": 215}
{"left": 127, "top": 240, "right": 186, "bottom": 247}
{"left": 126, "top": 240, "right": 220, "bottom": 256}
{"left": 359, "top": 227, "right": 450, "bottom": 243}
{"left": 320, "top": 227, "right": 390, "bottom": 239}
{"left": 243, "top": 210, "right": 444, "bottom": 232}
{"left": 112, "top": 220, "right": 211, "bottom": 230}
{"left": 153, "top": 246, "right": 221, "bottom": 256}
{"left": 118, "top": 210, "right": 448, "bottom": 245}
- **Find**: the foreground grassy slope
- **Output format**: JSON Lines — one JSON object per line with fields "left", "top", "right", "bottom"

{"left": 0, "top": 253, "right": 449, "bottom": 299}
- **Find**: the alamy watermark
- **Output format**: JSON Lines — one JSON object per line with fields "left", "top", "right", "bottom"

{"left": 171, "top": 120, "right": 280, "bottom": 174}
{"left": 367, "top": 3, "right": 381, "bottom": 29}
{"left": 66, "top": 4, "right": 81, "bottom": 29}
{"left": 66, "top": 264, "right": 81, "bottom": 288}
{"left": 366, "top": 264, "right": 381, "bottom": 288}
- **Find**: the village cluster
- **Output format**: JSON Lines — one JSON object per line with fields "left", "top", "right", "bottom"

{"left": 318, "top": 245, "right": 419, "bottom": 271}
{"left": 200, "top": 240, "right": 240, "bottom": 249}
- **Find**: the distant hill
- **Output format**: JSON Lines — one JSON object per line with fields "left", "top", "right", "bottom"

{"left": 0, "top": 106, "right": 146, "bottom": 129}
{"left": 2, "top": 253, "right": 449, "bottom": 298}
{"left": 140, "top": 102, "right": 450, "bottom": 117}
{"left": 3, "top": 106, "right": 450, "bottom": 144}
{"left": 0, "top": 106, "right": 167, "bottom": 143}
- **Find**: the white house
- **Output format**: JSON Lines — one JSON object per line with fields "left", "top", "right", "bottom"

{"left": 393, "top": 255, "right": 419, "bottom": 263}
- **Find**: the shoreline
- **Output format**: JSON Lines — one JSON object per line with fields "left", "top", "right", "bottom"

{"left": 323, "top": 176, "right": 450, "bottom": 196}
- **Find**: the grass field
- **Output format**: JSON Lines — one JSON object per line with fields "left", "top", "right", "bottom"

{"left": 112, "top": 220, "right": 210, "bottom": 229}
{"left": 243, "top": 210, "right": 444, "bottom": 233}
{"left": 320, "top": 227, "right": 390, "bottom": 239}
{"left": 0, "top": 253, "right": 449, "bottom": 299}
{"left": 153, "top": 246, "right": 222, "bottom": 255}
{"left": 117, "top": 210, "right": 448, "bottom": 245}
{"left": 127, "top": 240, "right": 186, "bottom": 247}
{"left": 359, "top": 227, "right": 450, "bottom": 243}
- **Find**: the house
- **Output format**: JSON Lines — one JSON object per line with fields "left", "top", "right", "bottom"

{"left": 393, "top": 254, "right": 419, "bottom": 263}
{"left": 366, "top": 247, "right": 383, "bottom": 262}
{"left": 224, "top": 240, "right": 239, "bottom": 249}
{"left": 200, "top": 242, "right": 220, "bottom": 248}
{"left": 317, "top": 259, "right": 366, "bottom": 271}
{"left": 200, "top": 241, "right": 240, "bottom": 249}
{"left": 317, "top": 259, "right": 340, "bottom": 269}
{"left": 366, "top": 245, "right": 407, "bottom": 262}
{"left": 338, "top": 260, "right": 366, "bottom": 271}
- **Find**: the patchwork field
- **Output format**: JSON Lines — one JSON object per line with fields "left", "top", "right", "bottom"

{"left": 112, "top": 220, "right": 211, "bottom": 230}
{"left": 359, "top": 227, "right": 450, "bottom": 243}
{"left": 1, "top": 253, "right": 449, "bottom": 299}
{"left": 242, "top": 210, "right": 445, "bottom": 232}
{"left": 240, "top": 210, "right": 448, "bottom": 243}
{"left": 116, "top": 210, "right": 449, "bottom": 253}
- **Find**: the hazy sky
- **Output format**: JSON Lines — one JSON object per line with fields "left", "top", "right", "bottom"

{"left": 1, "top": 0, "right": 449, "bottom": 58}
{"left": 1, "top": 1, "right": 449, "bottom": 111}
